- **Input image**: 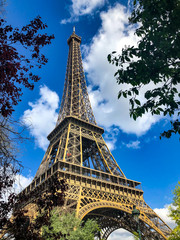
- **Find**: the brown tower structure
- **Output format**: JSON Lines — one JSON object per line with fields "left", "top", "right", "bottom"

{"left": 20, "top": 30, "right": 171, "bottom": 239}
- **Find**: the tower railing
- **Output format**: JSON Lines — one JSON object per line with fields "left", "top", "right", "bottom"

{"left": 21, "top": 160, "right": 143, "bottom": 197}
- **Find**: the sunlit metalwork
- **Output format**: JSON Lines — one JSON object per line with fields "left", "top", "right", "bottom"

{"left": 20, "top": 31, "right": 171, "bottom": 239}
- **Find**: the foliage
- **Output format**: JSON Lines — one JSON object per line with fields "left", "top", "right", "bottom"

{"left": 0, "top": 16, "right": 54, "bottom": 117}
{"left": 169, "top": 182, "right": 180, "bottom": 240}
{"left": 42, "top": 209, "right": 100, "bottom": 240}
{"left": 2, "top": 176, "right": 66, "bottom": 239}
{"left": 0, "top": 117, "right": 24, "bottom": 229}
{"left": 108, "top": 0, "right": 180, "bottom": 138}
{"left": 133, "top": 231, "right": 139, "bottom": 239}
{"left": 0, "top": 14, "right": 54, "bottom": 234}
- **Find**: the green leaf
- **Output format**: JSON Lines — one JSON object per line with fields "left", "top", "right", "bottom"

{"left": 132, "top": 113, "right": 137, "bottom": 120}
{"left": 130, "top": 98, "right": 134, "bottom": 108}
{"left": 123, "top": 92, "right": 127, "bottom": 98}
{"left": 118, "top": 91, "right": 122, "bottom": 98}
{"left": 172, "top": 88, "right": 178, "bottom": 93}
{"left": 155, "top": 109, "right": 160, "bottom": 115}
{"left": 158, "top": 107, "right": 163, "bottom": 112}
{"left": 135, "top": 99, "right": 141, "bottom": 105}
{"left": 107, "top": 54, "right": 111, "bottom": 62}
{"left": 145, "top": 91, "right": 151, "bottom": 99}
{"left": 114, "top": 71, "right": 118, "bottom": 77}
{"left": 134, "top": 88, "right": 139, "bottom": 95}
{"left": 125, "top": 56, "right": 130, "bottom": 62}
{"left": 132, "top": 88, "right": 139, "bottom": 95}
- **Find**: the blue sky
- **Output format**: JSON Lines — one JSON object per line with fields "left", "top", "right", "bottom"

{"left": 3, "top": 0, "right": 179, "bottom": 239}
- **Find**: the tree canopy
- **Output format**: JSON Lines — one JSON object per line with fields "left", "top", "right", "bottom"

{"left": 0, "top": 117, "right": 24, "bottom": 230}
{"left": 0, "top": 16, "right": 54, "bottom": 117}
{"left": 1, "top": 177, "right": 66, "bottom": 239}
{"left": 169, "top": 182, "right": 180, "bottom": 240}
{"left": 42, "top": 209, "right": 100, "bottom": 240}
{"left": 0, "top": 14, "right": 54, "bottom": 236}
{"left": 108, "top": 0, "right": 180, "bottom": 138}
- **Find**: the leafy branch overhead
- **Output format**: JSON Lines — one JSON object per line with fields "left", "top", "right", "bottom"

{"left": 108, "top": 0, "right": 180, "bottom": 138}
{"left": 0, "top": 16, "right": 54, "bottom": 117}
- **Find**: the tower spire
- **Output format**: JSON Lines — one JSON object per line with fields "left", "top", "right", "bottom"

{"left": 56, "top": 31, "right": 96, "bottom": 126}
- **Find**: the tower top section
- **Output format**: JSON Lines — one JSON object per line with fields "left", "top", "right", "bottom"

{"left": 67, "top": 31, "right": 81, "bottom": 45}
{"left": 56, "top": 31, "right": 96, "bottom": 126}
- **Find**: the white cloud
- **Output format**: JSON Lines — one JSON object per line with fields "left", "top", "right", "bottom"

{"left": 103, "top": 127, "right": 119, "bottom": 150}
{"left": 84, "top": 3, "right": 160, "bottom": 137}
{"left": 14, "top": 174, "right": 33, "bottom": 194}
{"left": 61, "top": 0, "right": 105, "bottom": 24}
{"left": 106, "top": 140, "right": 116, "bottom": 151}
{"left": 154, "top": 205, "right": 176, "bottom": 229}
{"left": 72, "top": 0, "right": 105, "bottom": 16}
{"left": 125, "top": 140, "right": 141, "bottom": 149}
{"left": 22, "top": 85, "right": 59, "bottom": 150}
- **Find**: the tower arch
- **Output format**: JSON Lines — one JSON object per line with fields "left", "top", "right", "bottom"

{"left": 80, "top": 203, "right": 168, "bottom": 240}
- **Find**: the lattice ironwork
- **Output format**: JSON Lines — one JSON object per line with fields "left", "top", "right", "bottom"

{"left": 20, "top": 30, "right": 171, "bottom": 240}
{"left": 56, "top": 32, "right": 96, "bottom": 126}
{"left": 35, "top": 119, "right": 125, "bottom": 178}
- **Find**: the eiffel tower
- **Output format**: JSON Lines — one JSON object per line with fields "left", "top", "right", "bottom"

{"left": 20, "top": 30, "right": 171, "bottom": 239}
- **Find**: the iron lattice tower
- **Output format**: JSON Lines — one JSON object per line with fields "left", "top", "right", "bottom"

{"left": 20, "top": 31, "right": 171, "bottom": 239}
